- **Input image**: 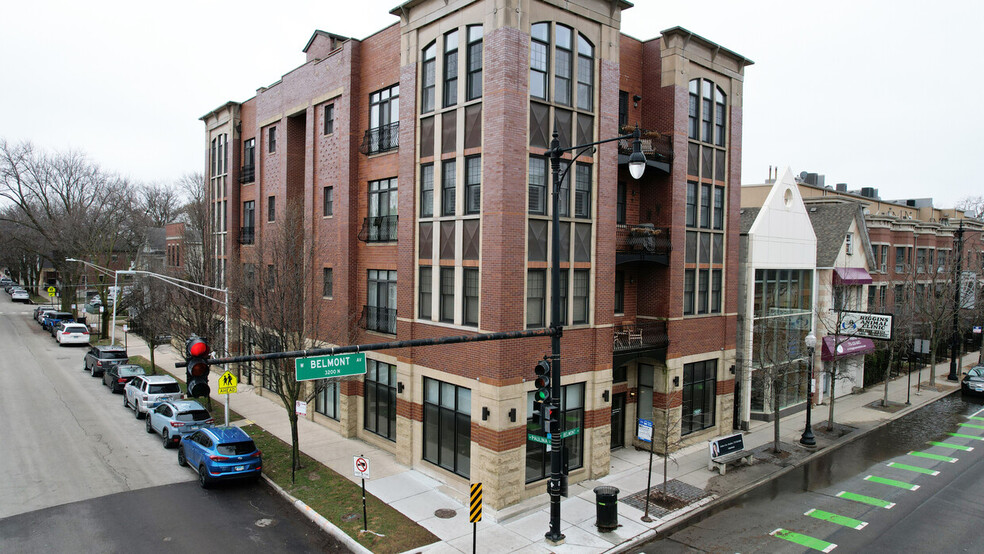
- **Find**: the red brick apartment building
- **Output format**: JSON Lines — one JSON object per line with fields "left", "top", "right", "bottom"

{"left": 200, "top": 0, "right": 750, "bottom": 508}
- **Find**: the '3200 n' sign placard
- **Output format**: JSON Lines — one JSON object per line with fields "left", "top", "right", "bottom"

{"left": 295, "top": 353, "right": 367, "bottom": 381}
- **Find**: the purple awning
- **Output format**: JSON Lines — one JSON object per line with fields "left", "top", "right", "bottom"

{"left": 821, "top": 335, "right": 875, "bottom": 361}
{"left": 833, "top": 267, "right": 873, "bottom": 285}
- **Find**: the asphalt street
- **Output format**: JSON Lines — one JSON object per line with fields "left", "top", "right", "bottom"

{"left": 640, "top": 394, "right": 984, "bottom": 553}
{"left": 0, "top": 294, "right": 347, "bottom": 552}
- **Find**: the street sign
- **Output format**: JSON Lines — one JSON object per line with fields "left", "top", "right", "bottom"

{"left": 296, "top": 352, "right": 366, "bottom": 381}
{"left": 913, "top": 339, "right": 930, "bottom": 355}
{"left": 837, "top": 311, "right": 893, "bottom": 341}
{"left": 974, "top": 326, "right": 982, "bottom": 335}
{"left": 469, "top": 483, "right": 483, "bottom": 523}
{"left": 295, "top": 400, "right": 307, "bottom": 416}
{"left": 527, "top": 433, "right": 549, "bottom": 444}
{"left": 637, "top": 418, "right": 653, "bottom": 443}
{"left": 46, "top": 286, "right": 56, "bottom": 295}
{"left": 559, "top": 428, "right": 580, "bottom": 439}
{"left": 217, "top": 371, "right": 238, "bottom": 394}
{"left": 354, "top": 455, "right": 370, "bottom": 479}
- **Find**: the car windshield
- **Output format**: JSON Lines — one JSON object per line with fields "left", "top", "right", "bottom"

{"left": 176, "top": 410, "right": 211, "bottom": 422}
{"left": 216, "top": 441, "right": 256, "bottom": 456}
{"left": 63, "top": 325, "right": 87, "bottom": 333}
{"left": 148, "top": 383, "right": 180, "bottom": 394}
{"left": 970, "top": 368, "right": 984, "bottom": 378}
{"left": 102, "top": 351, "right": 128, "bottom": 360}
{"left": 118, "top": 366, "right": 145, "bottom": 377}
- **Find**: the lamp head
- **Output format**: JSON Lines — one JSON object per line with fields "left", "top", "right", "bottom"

{"left": 805, "top": 332, "right": 817, "bottom": 349}
{"left": 628, "top": 124, "right": 646, "bottom": 180}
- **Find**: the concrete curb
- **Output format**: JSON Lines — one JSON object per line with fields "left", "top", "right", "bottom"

{"left": 261, "top": 474, "right": 372, "bottom": 554}
{"left": 607, "top": 387, "right": 962, "bottom": 553}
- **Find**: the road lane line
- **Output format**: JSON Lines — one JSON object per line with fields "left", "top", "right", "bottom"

{"left": 888, "top": 462, "right": 939, "bottom": 476}
{"left": 836, "top": 491, "right": 895, "bottom": 509}
{"left": 909, "top": 451, "right": 957, "bottom": 463}
{"left": 771, "top": 529, "right": 837, "bottom": 552}
{"left": 804, "top": 509, "right": 868, "bottom": 530}
{"left": 928, "top": 441, "right": 974, "bottom": 451}
{"left": 947, "top": 432, "right": 984, "bottom": 440}
{"left": 865, "top": 475, "right": 919, "bottom": 490}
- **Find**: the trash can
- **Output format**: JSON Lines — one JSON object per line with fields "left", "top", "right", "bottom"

{"left": 593, "top": 486, "right": 620, "bottom": 532}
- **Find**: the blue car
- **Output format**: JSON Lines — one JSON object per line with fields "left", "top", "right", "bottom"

{"left": 178, "top": 426, "right": 262, "bottom": 488}
{"left": 42, "top": 311, "right": 74, "bottom": 332}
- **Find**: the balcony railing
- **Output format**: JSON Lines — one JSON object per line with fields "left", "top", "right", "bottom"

{"left": 358, "top": 215, "right": 398, "bottom": 243}
{"left": 239, "top": 165, "right": 255, "bottom": 184}
{"left": 239, "top": 227, "right": 255, "bottom": 245}
{"left": 613, "top": 321, "right": 668, "bottom": 353}
{"left": 361, "top": 305, "right": 396, "bottom": 334}
{"left": 616, "top": 224, "right": 670, "bottom": 256}
{"left": 359, "top": 122, "right": 399, "bottom": 155}
{"left": 618, "top": 128, "right": 673, "bottom": 167}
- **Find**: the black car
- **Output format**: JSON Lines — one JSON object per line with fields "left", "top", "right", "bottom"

{"left": 83, "top": 344, "right": 129, "bottom": 377}
{"left": 962, "top": 366, "right": 984, "bottom": 396}
{"left": 103, "top": 363, "right": 146, "bottom": 393}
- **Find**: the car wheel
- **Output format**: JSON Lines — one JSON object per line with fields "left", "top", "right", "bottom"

{"left": 198, "top": 465, "right": 211, "bottom": 489}
{"left": 83, "top": 361, "right": 88, "bottom": 372}
{"left": 134, "top": 403, "right": 142, "bottom": 419}
{"left": 123, "top": 394, "right": 129, "bottom": 409}
{"left": 177, "top": 447, "right": 187, "bottom": 467}
{"left": 145, "top": 416, "right": 153, "bottom": 434}
{"left": 161, "top": 430, "right": 171, "bottom": 449}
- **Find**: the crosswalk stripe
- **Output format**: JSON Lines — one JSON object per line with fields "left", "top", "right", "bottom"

{"left": 836, "top": 491, "right": 895, "bottom": 509}
{"left": 804, "top": 508, "right": 867, "bottom": 530}
{"left": 948, "top": 432, "right": 984, "bottom": 441}
{"left": 888, "top": 462, "right": 939, "bottom": 476}
{"left": 908, "top": 451, "right": 957, "bottom": 463}
{"left": 928, "top": 441, "right": 974, "bottom": 451}
{"left": 959, "top": 423, "right": 984, "bottom": 430}
{"left": 865, "top": 475, "right": 919, "bottom": 490}
{"left": 771, "top": 528, "right": 837, "bottom": 552}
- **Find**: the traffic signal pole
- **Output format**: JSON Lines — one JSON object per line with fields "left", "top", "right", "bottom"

{"left": 546, "top": 136, "right": 565, "bottom": 544}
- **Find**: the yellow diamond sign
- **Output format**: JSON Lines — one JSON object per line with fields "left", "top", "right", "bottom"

{"left": 218, "top": 371, "right": 238, "bottom": 394}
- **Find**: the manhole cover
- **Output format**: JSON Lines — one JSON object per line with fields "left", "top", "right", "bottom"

{"left": 434, "top": 508, "right": 457, "bottom": 519}
{"left": 341, "top": 513, "right": 361, "bottom": 522}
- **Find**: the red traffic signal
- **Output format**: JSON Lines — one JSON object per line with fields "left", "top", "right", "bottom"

{"left": 186, "top": 337, "right": 210, "bottom": 358}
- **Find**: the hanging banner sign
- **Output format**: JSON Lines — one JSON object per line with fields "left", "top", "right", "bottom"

{"left": 837, "top": 311, "right": 893, "bottom": 341}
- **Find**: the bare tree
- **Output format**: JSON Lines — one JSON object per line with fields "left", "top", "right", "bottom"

{"left": 138, "top": 182, "right": 183, "bottom": 227}
{"left": 751, "top": 317, "right": 808, "bottom": 453}
{"left": 814, "top": 279, "right": 868, "bottom": 430}
{"left": 955, "top": 196, "right": 984, "bottom": 220}
{"left": 121, "top": 276, "right": 173, "bottom": 374}
{"left": 912, "top": 264, "right": 957, "bottom": 388}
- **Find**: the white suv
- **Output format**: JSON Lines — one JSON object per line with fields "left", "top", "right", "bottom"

{"left": 124, "top": 375, "right": 183, "bottom": 419}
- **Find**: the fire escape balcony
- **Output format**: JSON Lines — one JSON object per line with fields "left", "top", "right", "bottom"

{"left": 613, "top": 320, "right": 668, "bottom": 367}
{"left": 616, "top": 224, "right": 670, "bottom": 266}
{"left": 359, "top": 122, "right": 399, "bottom": 155}
{"left": 358, "top": 215, "right": 398, "bottom": 243}
{"left": 360, "top": 305, "right": 396, "bottom": 334}
{"left": 239, "top": 165, "right": 255, "bottom": 184}
{"left": 238, "top": 227, "right": 255, "bottom": 245}
{"left": 618, "top": 129, "right": 672, "bottom": 175}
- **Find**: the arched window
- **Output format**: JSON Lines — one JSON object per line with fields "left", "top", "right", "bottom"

{"left": 530, "top": 23, "right": 550, "bottom": 100}
{"left": 421, "top": 42, "right": 436, "bottom": 114}
{"left": 687, "top": 78, "right": 726, "bottom": 145}
{"left": 576, "top": 34, "right": 594, "bottom": 111}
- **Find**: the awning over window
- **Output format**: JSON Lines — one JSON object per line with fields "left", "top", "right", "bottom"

{"left": 833, "top": 267, "right": 872, "bottom": 285}
{"left": 821, "top": 335, "right": 875, "bottom": 361}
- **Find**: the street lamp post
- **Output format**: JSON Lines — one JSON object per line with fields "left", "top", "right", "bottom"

{"left": 544, "top": 126, "right": 646, "bottom": 543}
{"left": 800, "top": 332, "right": 817, "bottom": 447}
{"left": 949, "top": 221, "right": 965, "bottom": 381}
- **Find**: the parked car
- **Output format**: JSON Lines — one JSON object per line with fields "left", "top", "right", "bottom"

{"left": 146, "top": 400, "right": 214, "bottom": 449}
{"left": 3, "top": 283, "right": 20, "bottom": 293}
{"left": 962, "top": 366, "right": 984, "bottom": 396}
{"left": 178, "top": 426, "right": 262, "bottom": 488}
{"left": 83, "top": 344, "right": 129, "bottom": 377}
{"left": 54, "top": 322, "right": 89, "bottom": 346}
{"left": 33, "top": 306, "right": 47, "bottom": 321}
{"left": 124, "top": 375, "right": 182, "bottom": 419}
{"left": 11, "top": 289, "right": 30, "bottom": 303}
{"left": 102, "top": 363, "right": 146, "bottom": 393}
{"left": 50, "top": 317, "right": 78, "bottom": 337}
{"left": 41, "top": 311, "right": 73, "bottom": 331}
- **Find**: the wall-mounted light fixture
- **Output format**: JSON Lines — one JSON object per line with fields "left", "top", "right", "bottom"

{"left": 397, "top": 381, "right": 404, "bottom": 393}
{"left": 602, "top": 390, "right": 610, "bottom": 402}
{"left": 508, "top": 408, "right": 516, "bottom": 423}
{"left": 482, "top": 407, "right": 490, "bottom": 421}
{"left": 673, "top": 376, "right": 680, "bottom": 387}
{"left": 730, "top": 365, "right": 736, "bottom": 375}
{"left": 633, "top": 94, "right": 642, "bottom": 108}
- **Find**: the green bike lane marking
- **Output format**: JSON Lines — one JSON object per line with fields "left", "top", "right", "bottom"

{"left": 887, "top": 462, "right": 939, "bottom": 476}
{"left": 836, "top": 491, "right": 895, "bottom": 509}
{"left": 908, "top": 450, "right": 957, "bottom": 463}
{"left": 864, "top": 475, "right": 919, "bottom": 490}
{"left": 770, "top": 528, "right": 837, "bottom": 552}
{"left": 959, "top": 423, "right": 984, "bottom": 429}
{"left": 804, "top": 508, "right": 868, "bottom": 530}
{"left": 928, "top": 441, "right": 974, "bottom": 451}
{"left": 947, "top": 432, "right": 984, "bottom": 440}
{"left": 966, "top": 416, "right": 984, "bottom": 422}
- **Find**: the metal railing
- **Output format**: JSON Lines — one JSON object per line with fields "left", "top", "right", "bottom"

{"left": 358, "top": 215, "right": 398, "bottom": 242}
{"left": 239, "top": 227, "right": 255, "bottom": 245}
{"left": 361, "top": 305, "right": 396, "bottom": 334}
{"left": 618, "top": 131, "right": 673, "bottom": 164}
{"left": 615, "top": 224, "right": 670, "bottom": 255}
{"left": 359, "top": 122, "right": 399, "bottom": 155}
{"left": 612, "top": 321, "right": 668, "bottom": 352}
{"left": 239, "top": 165, "right": 255, "bottom": 184}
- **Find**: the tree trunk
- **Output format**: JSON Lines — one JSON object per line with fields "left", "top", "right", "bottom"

{"left": 826, "top": 365, "right": 837, "bottom": 430}
{"left": 773, "top": 383, "right": 781, "bottom": 453}
{"left": 882, "top": 349, "right": 895, "bottom": 407}
{"left": 289, "top": 411, "right": 300, "bottom": 484}
{"left": 148, "top": 345, "right": 157, "bottom": 375}
{"left": 928, "top": 323, "right": 937, "bottom": 387}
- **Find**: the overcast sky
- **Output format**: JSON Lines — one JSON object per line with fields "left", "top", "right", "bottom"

{"left": 2, "top": 1, "right": 980, "bottom": 207}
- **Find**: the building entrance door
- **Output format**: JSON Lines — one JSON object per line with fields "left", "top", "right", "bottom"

{"left": 611, "top": 393, "right": 626, "bottom": 449}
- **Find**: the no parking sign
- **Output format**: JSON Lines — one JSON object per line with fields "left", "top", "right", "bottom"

{"left": 354, "top": 455, "right": 370, "bottom": 479}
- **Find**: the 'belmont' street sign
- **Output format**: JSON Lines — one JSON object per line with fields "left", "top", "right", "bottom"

{"left": 837, "top": 311, "right": 893, "bottom": 341}
{"left": 295, "top": 352, "right": 367, "bottom": 381}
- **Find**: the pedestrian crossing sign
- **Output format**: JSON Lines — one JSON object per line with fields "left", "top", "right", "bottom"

{"left": 218, "top": 371, "right": 238, "bottom": 394}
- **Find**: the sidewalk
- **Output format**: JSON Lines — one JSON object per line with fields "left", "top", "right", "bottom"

{"left": 121, "top": 334, "right": 977, "bottom": 553}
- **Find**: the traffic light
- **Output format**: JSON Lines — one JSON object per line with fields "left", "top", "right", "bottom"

{"left": 534, "top": 360, "right": 551, "bottom": 402}
{"left": 185, "top": 335, "right": 211, "bottom": 398}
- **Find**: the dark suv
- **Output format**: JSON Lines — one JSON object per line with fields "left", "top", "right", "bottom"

{"left": 83, "top": 345, "right": 129, "bottom": 378}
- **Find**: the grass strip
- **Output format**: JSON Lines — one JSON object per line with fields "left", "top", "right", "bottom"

{"left": 865, "top": 475, "right": 919, "bottom": 490}
{"left": 888, "top": 462, "right": 939, "bottom": 476}
{"left": 929, "top": 441, "right": 974, "bottom": 451}
{"left": 836, "top": 491, "right": 895, "bottom": 509}
{"left": 770, "top": 528, "right": 837, "bottom": 552}
{"left": 243, "top": 424, "right": 438, "bottom": 553}
{"left": 805, "top": 509, "right": 867, "bottom": 530}
{"left": 908, "top": 451, "right": 956, "bottom": 463}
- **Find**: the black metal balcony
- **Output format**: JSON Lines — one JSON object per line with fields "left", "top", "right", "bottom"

{"left": 239, "top": 165, "right": 255, "bottom": 184}
{"left": 618, "top": 128, "right": 672, "bottom": 174}
{"left": 239, "top": 227, "right": 255, "bottom": 245}
{"left": 359, "top": 122, "right": 399, "bottom": 155}
{"left": 613, "top": 320, "right": 668, "bottom": 366}
{"left": 361, "top": 305, "right": 396, "bottom": 334}
{"left": 616, "top": 224, "right": 670, "bottom": 266}
{"left": 358, "top": 215, "right": 398, "bottom": 243}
